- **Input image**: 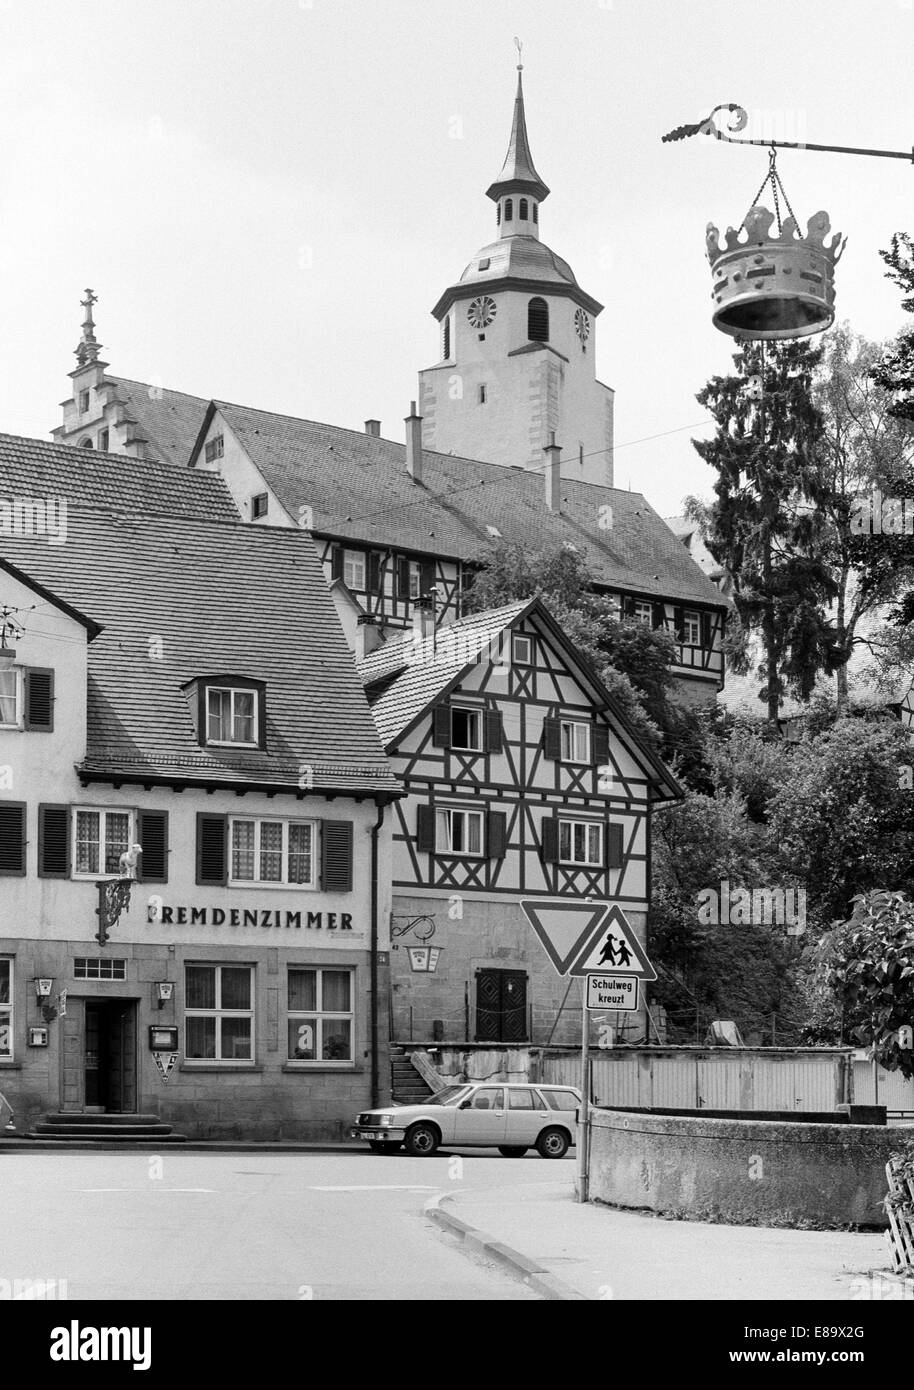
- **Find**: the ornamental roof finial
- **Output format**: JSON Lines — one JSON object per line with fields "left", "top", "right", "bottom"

{"left": 486, "top": 46, "right": 550, "bottom": 204}
{"left": 75, "top": 287, "right": 102, "bottom": 366}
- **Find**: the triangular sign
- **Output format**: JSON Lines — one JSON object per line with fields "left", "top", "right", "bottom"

{"left": 520, "top": 899, "right": 610, "bottom": 976}
{"left": 569, "top": 904, "right": 657, "bottom": 980}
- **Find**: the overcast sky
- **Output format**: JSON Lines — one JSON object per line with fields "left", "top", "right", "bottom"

{"left": 0, "top": 0, "right": 911, "bottom": 517}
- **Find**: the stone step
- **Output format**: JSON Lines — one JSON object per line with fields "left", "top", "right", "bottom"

{"left": 34, "top": 1122, "right": 178, "bottom": 1138}
{"left": 25, "top": 1133, "right": 188, "bottom": 1144}
{"left": 42, "top": 1113, "right": 165, "bottom": 1126}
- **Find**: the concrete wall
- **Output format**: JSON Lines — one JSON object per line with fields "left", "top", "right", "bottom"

{"left": 587, "top": 1108, "right": 903, "bottom": 1229}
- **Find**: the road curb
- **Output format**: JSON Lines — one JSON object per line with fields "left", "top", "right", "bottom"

{"left": 424, "top": 1191, "right": 589, "bottom": 1301}
{"left": 0, "top": 1139, "right": 367, "bottom": 1154}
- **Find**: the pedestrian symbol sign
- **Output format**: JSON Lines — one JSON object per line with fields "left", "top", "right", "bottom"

{"left": 520, "top": 899, "right": 610, "bottom": 976}
{"left": 569, "top": 904, "right": 656, "bottom": 980}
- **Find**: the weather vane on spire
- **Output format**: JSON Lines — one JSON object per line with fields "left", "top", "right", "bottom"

{"left": 514, "top": 35, "right": 523, "bottom": 70}
{"left": 75, "top": 287, "right": 102, "bottom": 367}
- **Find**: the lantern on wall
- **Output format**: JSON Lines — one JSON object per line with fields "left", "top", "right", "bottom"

{"left": 407, "top": 946, "right": 443, "bottom": 973}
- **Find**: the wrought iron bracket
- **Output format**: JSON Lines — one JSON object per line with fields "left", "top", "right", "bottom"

{"left": 662, "top": 103, "right": 913, "bottom": 164}
{"left": 390, "top": 914, "right": 436, "bottom": 942}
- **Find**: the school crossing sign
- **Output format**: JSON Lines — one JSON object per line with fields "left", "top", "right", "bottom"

{"left": 521, "top": 900, "right": 656, "bottom": 982}
{"left": 570, "top": 905, "right": 656, "bottom": 980}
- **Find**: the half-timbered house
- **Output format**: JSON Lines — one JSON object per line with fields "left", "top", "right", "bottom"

{"left": 357, "top": 596, "right": 683, "bottom": 1047}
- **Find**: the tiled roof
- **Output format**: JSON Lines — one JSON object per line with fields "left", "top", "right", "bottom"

{"left": 106, "top": 376, "right": 211, "bottom": 466}
{"left": 198, "top": 401, "right": 725, "bottom": 608}
{"left": 0, "top": 466, "right": 399, "bottom": 794}
{"left": 0, "top": 432, "right": 237, "bottom": 523}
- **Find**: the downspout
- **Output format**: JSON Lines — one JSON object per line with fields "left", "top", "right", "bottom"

{"left": 370, "top": 799, "right": 387, "bottom": 1107}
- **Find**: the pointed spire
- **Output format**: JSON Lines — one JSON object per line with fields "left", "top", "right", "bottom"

{"left": 486, "top": 52, "right": 549, "bottom": 204}
{"left": 75, "top": 288, "right": 102, "bottom": 367}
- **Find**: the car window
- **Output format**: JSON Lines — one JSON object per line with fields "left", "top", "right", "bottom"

{"left": 541, "top": 1089, "right": 579, "bottom": 1111}
{"left": 469, "top": 1087, "right": 504, "bottom": 1110}
{"left": 507, "top": 1088, "right": 537, "bottom": 1109}
{"left": 424, "top": 1086, "right": 470, "bottom": 1106}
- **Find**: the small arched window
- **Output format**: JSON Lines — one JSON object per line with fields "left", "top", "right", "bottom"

{"left": 78, "top": 437, "right": 94, "bottom": 449}
{"left": 443, "top": 316, "right": 451, "bottom": 359}
{"left": 519, "top": 198, "right": 528, "bottom": 220}
{"left": 532, "top": 203, "right": 538, "bottom": 224}
{"left": 528, "top": 297, "right": 549, "bottom": 342}
{"left": 504, "top": 198, "right": 513, "bottom": 221}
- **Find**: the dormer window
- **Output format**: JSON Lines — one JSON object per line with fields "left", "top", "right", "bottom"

{"left": 207, "top": 686, "right": 257, "bottom": 746}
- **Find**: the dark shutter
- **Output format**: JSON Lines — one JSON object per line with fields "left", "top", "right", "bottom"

{"left": 0, "top": 802, "right": 26, "bottom": 876}
{"left": 195, "top": 813, "right": 227, "bottom": 885}
{"left": 419, "top": 561, "right": 435, "bottom": 597}
{"left": 138, "top": 810, "right": 169, "bottom": 883}
{"left": 396, "top": 556, "right": 410, "bottom": 600}
{"left": 367, "top": 552, "right": 382, "bottom": 594}
{"left": 38, "top": 804, "right": 70, "bottom": 878}
{"left": 24, "top": 668, "right": 54, "bottom": 731}
{"left": 651, "top": 602, "right": 665, "bottom": 630}
{"left": 484, "top": 708, "right": 503, "bottom": 753}
{"left": 606, "top": 823, "right": 624, "bottom": 869}
{"left": 540, "top": 815, "right": 559, "bottom": 864}
{"left": 432, "top": 704, "right": 451, "bottom": 748}
{"left": 542, "top": 717, "right": 561, "bottom": 760}
{"left": 487, "top": 811, "right": 507, "bottom": 859}
{"left": 700, "top": 611, "right": 712, "bottom": 648}
{"left": 622, "top": 596, "right": 636, "bottom": 618}
{"left": 593, "top": 723, "right": 610, "bottom": 767}
{"left": 673, "top": 606, "right": 685, "bottom": 641}
{"left": 416, "top": 804, "right": 436, "bottom": 853}
{"left": 330, "top": 545, "right": 344, "bottom": 581}
{"left": 321, "top": 820, "right": 353, "bottom": 892}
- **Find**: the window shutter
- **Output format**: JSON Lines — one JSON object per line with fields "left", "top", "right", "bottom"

{"left": 419, "top": 561, "right": 435, "bottom": 597}
{"left": 138, "top": 810, "right": 169, "bottom": 883}
{"left": 195, "top": 813, "right": 227, "bottom": 885}
{"left": 0, "top": 802, "right": 26, "bottom": 876}
{"left": 24, "top": 668, "right": 54, "bottom": 731}
{"left": 651, "top": 602, "right": 665, "bottom": 630}
{"left": 487, "top": 810, "right": 507, "bottom": 859}
{"left": 542, "top": 717, "right": 561, "bottom": 760}
{"left": 673, "top": 606, "right": 685, "bottom": 640}
{"left": 622, "top": 596, "right": 635, "bottom": 618}
{"left": 484, "top": 708, "right": 503, "bottom": 754}
{"left": 38, "top": 804, "right": 70, "bottom": 878}
{"left": 396, "top": 556, "right": 410, "bottom": 599}
{"left": 700, "top": 611, "right": 712, "bottom": 648}
{"left": 432, "top": 704, "right": 451, "bottom": 748}
{"left": 606, "top": 823, "right": 624, "bottom": 869}
{"left": 416, "top": 804, "right": 436, "bottom": 853}
{"left": 540, "top": 815, "right": 559, "bottom": 864}
{"left": 367, "top": 552, "right": 382, "bottom": 594}
{"left": 321, "top": 820, "right": 353, "bottom": 892}
{"left": 330, "top": 545, "right": 344, "bottom": 581}
{"left": 593, "top": 723, "right": 610, "bottom": 767}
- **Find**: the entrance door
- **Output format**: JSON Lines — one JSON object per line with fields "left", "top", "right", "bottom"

{"left": 84, "top": 1002, "right": 137, "bottom": 1113}
{"left": 475, "top": 970, "right": 528, "bottom": 1043}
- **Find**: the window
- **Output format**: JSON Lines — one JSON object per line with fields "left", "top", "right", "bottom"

{"left": 508, "top": 1087, "right": 537, "bottom": 1109}
{"left": 683, "top": 609, "right": 701, "bottom": 646}
{"left": 343, "top": 549, "right": 366, "bottom": 590}
{"left": 519, "top": 198, "right": 529, "bottom": 220}
{"left": 287, "top": 968, "right": 353, "bottom": 1063}
{"left": 478, "top": 257, "right": 490, "bottom": 271}
{"left": 632, "top": 600, "right": 653, "bottom": 626}
{"left": 230, "top": 817, "right": 315, "bottom": 888}
{"left": 469, "top": 1087, "right": 504, "bottom": 1110}
{"left": 504, "top": 199, "right": 513, "bottom": 221}
{"left": 78, "top": 437, "right": 93, "bottom": 449}
{"left": 442, "top": 316, "right": 451, "bottom": 359}
{"left": 496, "top": 204, "right": 501, "bottom": 226}
{"left": 408, "top": 561, "right": 422, "bottom": 599}
{"left": 478, "top": 383, "right": 487, "bottom": 405}
{"left": 204, "top": 435, "right": 224, "bottom": 463}
{"left": 436, "top": 807, "right": 485, "bottom": 856}
{"left": 450, "top": 707, "right": 481, "bottom": 751}
{"left": 558, "top": 818, "right": 603, "bottom": 866}
{"left": 0, "top": 959, "right": 11, "bottom": 1058}
{"left": 560, "top": 719, "right": 591, "bottom": 763}
{"left": 532, "top": 203, "right": 538, "bottom": 224}
{"left": 206, "top": 686, "right": 257, "bottom": 745}
{"left": 185, "top": 964, "right": 253, "bottom": 1062}
{"left": 540, "top": 1088, "right": 579, "bottom": 1112}
{"left": 79, "top": 390, "right": 90, "bottom": 414}
{"left": 98, "top": 428, "right": 109, "bottom": 451}
{"left": 74, "top": 957, "right": 127, "bottom": 981}
{"left": 0, "top": 669, "right": 20, "bottom": 727}
{"left": 512, "top": 633, "right": 532, "bottom": 665}
{"left": 251, "top": 493, "right": 269, "bottom": 520}
{"left": 74, "top": 808, "right": 132, "bottom": 877}
{"left": 528, "top": 297, "right": 549, "bottom": 341}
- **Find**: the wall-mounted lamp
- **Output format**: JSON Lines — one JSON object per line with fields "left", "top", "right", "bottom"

{"left": 34, "top": 978, "right": 53, "bottom": 1000}
{"left": 407, "top": 946, "right": 443, "bottom": 973}
{"left": 155, "top": 982, "right": 174, "bottom": 1009}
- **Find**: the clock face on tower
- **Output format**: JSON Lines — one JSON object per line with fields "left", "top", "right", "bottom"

{"left": 574, "top": 308, "right": 591, "bottom": 342}
{"left": 467, "top": 295, "right": 497, "bottom": 329}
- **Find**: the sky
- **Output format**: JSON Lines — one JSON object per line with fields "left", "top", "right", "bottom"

{"left": 0, "top": 0, "right": 911, "bottom": 518}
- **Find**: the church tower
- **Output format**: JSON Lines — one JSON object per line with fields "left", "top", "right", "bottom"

{"left": 418, "top": 61, "right": 614, "bottom": 486}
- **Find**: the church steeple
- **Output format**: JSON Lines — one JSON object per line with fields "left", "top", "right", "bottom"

{"left": 486, "top": 52, "right": 549, "bottom": 239}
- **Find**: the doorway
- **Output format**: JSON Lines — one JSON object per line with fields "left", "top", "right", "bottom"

{"left": 84, "top": 1001, "right": 138, "bottom": 1113}
{"left": 475, "top": 969, "right": 528, "bottom": 1042}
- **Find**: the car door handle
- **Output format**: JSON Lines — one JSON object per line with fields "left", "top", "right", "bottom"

{"left": 493, "top": 1110, "right": 505, "bottom": 1116}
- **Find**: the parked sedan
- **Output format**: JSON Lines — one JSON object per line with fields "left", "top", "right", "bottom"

{"left": 352, "top": 1082, "right": 581, "bottom": 1158}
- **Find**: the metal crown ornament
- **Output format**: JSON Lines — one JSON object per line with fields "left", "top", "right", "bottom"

{"left": 706, "top": 205, "right": 846, "bottom": 341}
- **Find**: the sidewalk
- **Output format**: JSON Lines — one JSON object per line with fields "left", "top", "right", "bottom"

{"left": 428, "top": 1180, "right": 893, "bottom": 1301}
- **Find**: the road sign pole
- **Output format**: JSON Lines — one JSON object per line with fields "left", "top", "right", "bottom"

{"left": 577, "top": 985, "right": 590, "bottom": 1204}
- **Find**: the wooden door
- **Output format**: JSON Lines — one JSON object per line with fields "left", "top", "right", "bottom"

{"left": 475, "top": 970, "right": 528, "bottom": 1043}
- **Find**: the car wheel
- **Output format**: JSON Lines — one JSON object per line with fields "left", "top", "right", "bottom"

{"left": 497, "top": 1146, "right": 527, "bottom": 1158}
{"left": 536, "top": 1127, "right": 569, "bottom": 1159}
{"left": 404, "top": 1123, "right": 440, "bottom": 1157}
{"left": 367, "top": 1140, "right": 401, "bottom": 1154}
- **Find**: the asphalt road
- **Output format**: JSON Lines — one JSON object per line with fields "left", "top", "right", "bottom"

{"left": 0, "top": 1149, "right": 570, "bottom": 1300}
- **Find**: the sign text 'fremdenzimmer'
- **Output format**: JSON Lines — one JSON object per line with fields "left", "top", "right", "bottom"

{"left": 147, "top": 905, "right": 355, "bottom": 930}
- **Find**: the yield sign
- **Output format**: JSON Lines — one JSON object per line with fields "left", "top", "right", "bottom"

{"left": 520, "top": 899, "right": 610, "bottom": 977}
{"left": 569, "top": 904, "right": 656, "bottom": 980}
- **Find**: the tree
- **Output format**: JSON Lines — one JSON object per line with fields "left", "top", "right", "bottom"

{"left": 689, "top": 339, "right": 838, "bottom": 723}
{"left": 807, "top": 891, "right": 914, "bottom": 1077}
{"left": 872, "top": 232, "right": 914, "bottom": 426}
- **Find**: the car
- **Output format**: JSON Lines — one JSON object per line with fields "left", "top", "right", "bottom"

{"left": 351, "top": 1081, "right": 581, "bottom": 1158}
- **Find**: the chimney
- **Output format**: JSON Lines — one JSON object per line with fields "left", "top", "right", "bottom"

{"left": 412, "top": 594, "right": 435, "bottom": 645}
{"left": 405, "top": 400, "right": 423, "bottom": 482}
{"left": 354, "top": 613, "right": 383, "bottom": 662}
{"left": 364, "top": 419, "right": 380, "bottom": 437}
{"left": 544, "top": 431, "right": 562, "bottom": 512}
